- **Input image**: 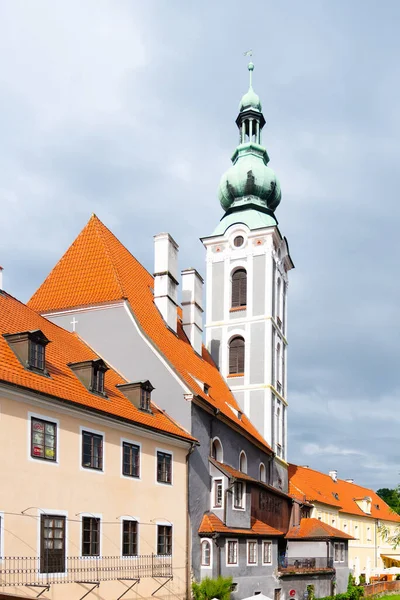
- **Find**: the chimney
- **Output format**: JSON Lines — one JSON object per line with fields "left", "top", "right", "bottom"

{"left": 0, "top": 266, "right": 3, "bottom": 290}
{"left": 345, "top": 478, "right": 354, "bottom": 484}
{"left": 329, "top": 470, "right": 338, "bottom": 482}
{"left": 153, "top": 233, "right": 179, "bottom": 333}
{"left": 181, "top": 268, "right": 204, "bottom": 355}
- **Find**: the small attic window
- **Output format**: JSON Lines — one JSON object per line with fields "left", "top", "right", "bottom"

{"left": 68, "top": 358, "right": 109, "bottom": 397}
{"left": 4, "top": 329, "right": 50, "bottom": 375}
{"left": 332, "top": 492, "right": 340, "bottom": 501}
{"left": 204, "top": 384, "right": 210, "bottom": 395}
{"left": 116, "top": 380, "right": 154, "bottom": 413}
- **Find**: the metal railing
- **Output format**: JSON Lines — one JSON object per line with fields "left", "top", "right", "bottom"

{"left": 0, "top": 554, "right": 172, "bottom": 587}
{"left": 279, "top": 556, "right": 334, "bottom": 571}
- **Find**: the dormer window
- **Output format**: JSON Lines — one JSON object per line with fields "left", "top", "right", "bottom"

{"left": 68, "top": 358, "right": 109, "bottom": 397}
{"left": 4, "top": 329, "right": 50, "bottom": 375}
{"left": 116, "top": 380, "right": 154, "bottom": 413}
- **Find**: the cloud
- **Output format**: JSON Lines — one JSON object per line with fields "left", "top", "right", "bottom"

{"left": 0, "top": 0, "right": 399, "bottom": 490}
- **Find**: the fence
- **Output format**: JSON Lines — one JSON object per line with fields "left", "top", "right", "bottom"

{"left": 279, "top": 556, "right": 334, "bottom": 571}
{"left": 363, "top": 580, "right": 400, "bottom": 597}
{"left": 0, "top": 554, "right": 172, "bottom": 587}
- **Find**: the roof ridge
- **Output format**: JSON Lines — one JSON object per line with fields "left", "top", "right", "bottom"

{"left": 91, "top": 215, "right": 126, "bottom": 299}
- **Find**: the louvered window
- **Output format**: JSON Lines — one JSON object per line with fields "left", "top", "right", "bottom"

{"left": 231, "top": 269, "right": 247, "bottom": 308}
{"left": 229, "top": 336, "right": 245, "bottom": 374}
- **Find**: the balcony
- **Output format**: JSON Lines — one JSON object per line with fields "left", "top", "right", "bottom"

{"left": 0, "top": 554, "right": 172, "bottom": 588}
{"left": 278, "top": 556, "right": 334, "bottom": 575}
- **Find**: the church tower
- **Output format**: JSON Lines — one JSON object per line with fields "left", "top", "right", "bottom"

{"left": 202, "top": 62, "right": 294, "bottom": 460}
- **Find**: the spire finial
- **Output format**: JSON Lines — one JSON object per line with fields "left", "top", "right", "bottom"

{"left": 243, "top": 50, "right": 254, "bottom": 88}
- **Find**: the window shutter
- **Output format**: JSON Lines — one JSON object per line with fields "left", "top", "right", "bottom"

{"left": 232, "top": 269, "right": 247, "bottom": 307}
{"left": 229, "top": 337, "right": 245, "bottom": 374}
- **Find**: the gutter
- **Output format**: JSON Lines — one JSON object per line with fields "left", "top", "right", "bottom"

{"left": 186, "top": 443, "right": 196, "bottom": 600}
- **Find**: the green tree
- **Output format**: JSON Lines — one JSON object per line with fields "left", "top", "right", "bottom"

{"left": 192, "top": 576, "right": 232, "bottom": 600}
{"left": 376, "top": 487, "right": 400, "bottom": 514}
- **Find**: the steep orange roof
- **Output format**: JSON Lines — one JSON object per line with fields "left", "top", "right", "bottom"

{"left": 286, "top": 518, "right": 354, "bottom": 540}
{"left": 289, "top": 464, "right": 400, "bottom": 523}
{"left": 210, "top": 459, "right": 292, "bottom": 499}
{"left": 198, "top": 512, "right": 283, "bottom": 536}
{"left": 0, "top": 291, "right": 196, "bottom": 443}
{"left": 28, "top": 215, "right": 271, "bottom": 453}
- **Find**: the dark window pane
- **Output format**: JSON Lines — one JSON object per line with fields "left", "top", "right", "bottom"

{"left": 31, "top": 418, "right": 57, "bottom": 461}
{"left": 232, "top": 269, "right": 247, "bottom": 308}
{"left": 157, "top": 525, "right": 172, "bottom": 555}
{"left": 123, "top": 442, "right": 140, "bottom": 477}
{"left": 82, "top": 517, "right": 100, "bottom": 556}
{"left": 157, "top": 452, "right": 172, "bottom": 484}
{"left": 82, "top": 431, "right": 103, "bottom": 470}
{"left": 122, "top": 520, "right": 138, "bottom": 556}
{"left": 229, "top": 337, "right": 245, "bottom": 374}
{"left": 40, "top": 515, "right": 65, "bottom": 573}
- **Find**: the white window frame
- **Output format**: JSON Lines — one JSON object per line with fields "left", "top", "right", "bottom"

{"left": 232, "top": 481, "right": 246, "bottom": 511}
{"left": 212, "top": 477, "right": 224, "bottom": 509}
{"left": 334, "top": 542, "right": 345, "bottom": 563}
{"left": 262, "top": 540, "right": 272, "bottom": 565}
{"left": 155, "top": 519, "right": 173, "bottom": 557}
{"left": 239, "top": 450, "right": 247, "bottom": 474}
{"left": 120, "top": 437, "right": 142, "bottom": 481}
{"left": 226, "top": 538, "right": 239, "bottom": 567}
{"left": 200, "top": 538, "right": 212, "bottom": 569}
{"left": 211, "top": 436, "right": 224, "bottom": 462}
{"left": 155, "top": 447, "right": 173, "bottom": 486}
{"left": 120, "top": 515, "right": 140, "bottom": 558}
{"left": 80, "top": 512, "right": 102, "bottom": 559}
{"left": 79, "top": 425, "right": 105, "bottom": 474}
{"left": 247, "top": 539, "right": 258, "bottom": 566}
{"left": 36, "top": 508, "right": 69, "bottom": 579}
{"left": 28, "top": 411, "right": 60, "bottom": 466}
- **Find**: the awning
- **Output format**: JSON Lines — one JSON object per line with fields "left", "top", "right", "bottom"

{"left": 381, "top": 554, "right": 400, "bottom": 563}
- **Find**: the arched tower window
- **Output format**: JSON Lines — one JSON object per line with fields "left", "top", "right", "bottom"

{"left": 229, "top": 336, "right": 245, "bottom": 375}
{"left": 259, "top": 463, "right": 266, "bottom": 482}
{"left": 276, "top": 277, "right": 281, "bottom": 318}
{"left": 201, "top": 540, "right": 211, "bottom": 566}
{"left": 231, "top": 269, "right": 247, "bottom": 308}
{"left": 211, "top": 438, "right": 223, "bottom": 462}
{"left": 239, "top": 451, "right": 247, "bottom": 474}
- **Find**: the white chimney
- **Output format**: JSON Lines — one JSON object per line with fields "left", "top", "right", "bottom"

{"left": 329, "top": 470, "right": 338, "bottom": 482}
{"left": 153, "top": 233, "right": 179, "bottom": 332}
{"left": 0, "top": 266, "right": 3, "bottom": 290}
{"left": 181, "top": 268, "right": 204, "bottom": 355}
{"left": 345, "top": 478, "right": 354, "bottom": 484}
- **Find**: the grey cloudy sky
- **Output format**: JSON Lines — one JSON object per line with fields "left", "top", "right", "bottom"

{"left": 1, "top": 1, "right": 399, "bottom": 490}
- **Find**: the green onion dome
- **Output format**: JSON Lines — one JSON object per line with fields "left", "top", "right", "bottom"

{"left": 218, "top": 148, "right": 281, "bottom": 212}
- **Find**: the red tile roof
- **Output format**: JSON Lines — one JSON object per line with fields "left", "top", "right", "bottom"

{"left": 198, "top": 512, "right": 284, "bottom": 537}
{"left": 289, "top": 464, "right": 400, "bottom": 523}
{"left": 0, "top": 291, "right": 196, "bottom": 443}
{"left": 286, "top": 518, "right": 354, "bottom": 540}
{"left": 28, "top": 215, "right": 271, "bottom": 453}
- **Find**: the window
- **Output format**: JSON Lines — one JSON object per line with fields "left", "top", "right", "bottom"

{"left": 29, "top": 340, "right": 45, "bottom": 371}
{"left": 263, "top": 541, "right": 272, "bottom": 565}
{"left": 276, "top": 277, "right": 281, "bottom": 318}
{"left": 367, "top": 526, "right": 371, "bottom": 541}
{"left": 247, "top": 540, "right": 258, "bottom": 565}
{"left": 233, "top": 482, "right": 244, "bottom": 509}
{"left": 140, "top": 387, "right": 151, "bottom": 411}
{"left": 214, "top": 479, "right": 223, "bottom": 508}
{"left": 201, "top": 540, "right": 211, "bottom": 566}
{"left": 157, "top": 451, "right": 172, "bottom": 484}
{"left": 233, "top": 235, "right": 244, "bottom": 248}
{"left": 239, "top": 451, "right": 247, "bottom": 473}
{"left": 122, "top": 520, "right": 138, "bottom": 556}
{"left": 229, "top": 336, "right": 245, "bottom": 375}
{"left": 274, "top": 589, "right": 282, "bottom": 600}
{"left": 231, "top": 269, "right": 247, "bottom": 308}
{"left": 40, "top": 515, "right": 65, "bottom": 573}
{"left": 31, "top": 417, "right": 57, "bottom": 461}
{"left": 82, "top": 517, "right": 100, "bottom": 556}
{"left": 157, "top": 525, "right": 172, "bottom": 555}
{"left": 91, "top": 363, "right": 106, "bottom": 394}
{"left": 82, "top": 431, "right": 103, "bottom": 470}
{"left": 334, "top": 542, "right": 345, "bottom": 563}
{"left": 122, "top": 442, "right": 140, "bottom": 478}
{"left": 259, "top": 463, "right": 266, "bottom": 483}
{"left": 211, "top": 438, "right": 223, "bottom": 462}
{"left": 227, "top": 540, "right": 238, "bottom": 565}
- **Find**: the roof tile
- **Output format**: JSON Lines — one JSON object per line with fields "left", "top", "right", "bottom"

{"left": 286, "top": 518, "right": 354, "bottom": 540}
{"left": 198, "top": 512, "right": 284, "bottom": 536}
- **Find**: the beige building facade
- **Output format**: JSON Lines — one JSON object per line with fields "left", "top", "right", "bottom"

{"left": 0, "top": 291, "right": 195, "bottom": 600}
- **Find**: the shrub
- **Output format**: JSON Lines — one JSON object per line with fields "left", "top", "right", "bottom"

{"left": 192, "top": 576, "right": 233, "bottom": 600}
{"left": 307, "top": 585, "right": 315, "bottom": 600}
